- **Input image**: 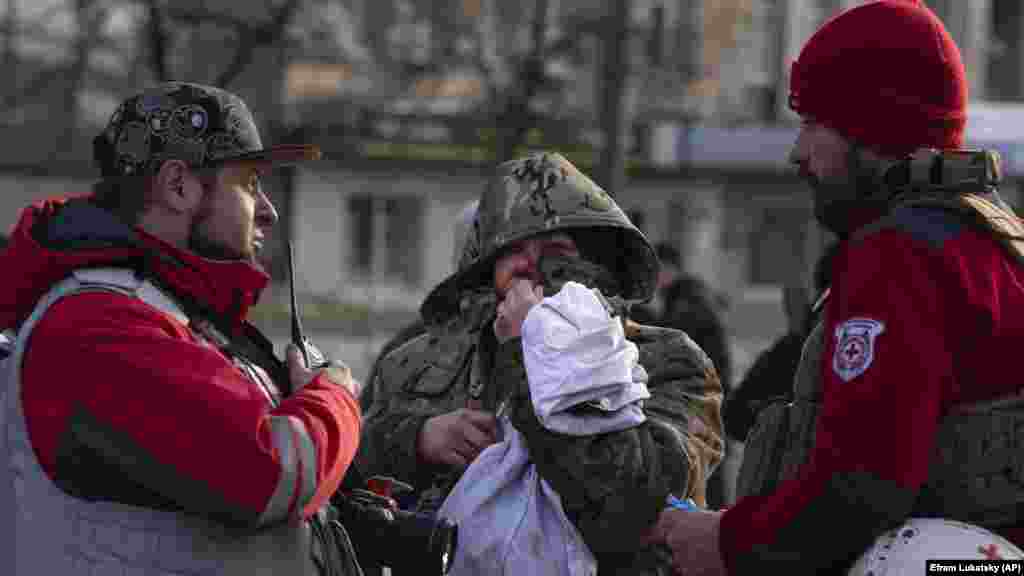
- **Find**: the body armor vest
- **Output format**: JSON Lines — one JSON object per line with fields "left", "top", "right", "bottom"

{"left": 0, "top": 268, "right": 321, "bottom": 576}
{"left": 739, "top": 156, "right": 1024, "bottom": 528}
{"left": 736, "top": 318, "right": 1024, "bottom": 528}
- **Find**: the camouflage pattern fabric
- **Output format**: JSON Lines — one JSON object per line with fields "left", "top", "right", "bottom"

{"left": 419, "top": 152, "right": 658, "bottom": 326}
{"left": 355, "top": 277, "right": 724, "bottom": 575}
{"left": 356, "top": 151, "right": 723, "bottom": 574}
{"left": 93, "top": 82, "right": 319, "bottom": 178}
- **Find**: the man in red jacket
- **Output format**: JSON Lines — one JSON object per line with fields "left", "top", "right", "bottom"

{"left": 651, "top": 1, "right": 1024, "bottom": 575}
{"left": 0, "top": 82, "right": 362, "bottom": 576}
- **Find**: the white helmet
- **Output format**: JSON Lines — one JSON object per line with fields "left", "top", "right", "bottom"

{"left": 849, "top": 518, "right": 1023, "bottom": 576}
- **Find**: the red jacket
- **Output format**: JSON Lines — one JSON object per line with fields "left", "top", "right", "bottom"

{"left": 720, "top": 203, "right": 1024, "bottom": 573}
{"left": 1, "top": 196, "right": 361, "bottom": 525}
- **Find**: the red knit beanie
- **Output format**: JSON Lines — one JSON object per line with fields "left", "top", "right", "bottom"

{"left": 789, "top": 0, "right": 967, "bottom": 157}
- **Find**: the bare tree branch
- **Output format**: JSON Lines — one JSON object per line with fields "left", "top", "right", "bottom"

{"left": 214, "top": 0, "right": 302, "bottom": 88}
{"left": 143, "top": 0, "right": 169, "bottom": 81}
{"left": 163, "top": 1, "right": 298, "bottom": 43}
{"left": 155, "top": 0, "right": 302, "bottom": 88}
{"left": 7, "top": 23, "right": 119, "bottom": 50}
{"left": 40, "top": 0, "right": 111, "bottom": 163}
{"left": 11, "top": 3, "right": 70, "bottom": 33}
{"left": 597, "top": 0, "right": 629, "bottom": 197}
{"left": 163, "top": 5, "right": 264, "bottom": 37}
{"left": 2, "top": 0, "right": 18, "bottom": 97}
{"left": 0, "top": 67, "right": 63, "bottom": 116}
{"left": 492, "top": 0, "right": 549, "bottom": 165}
{"left": 0, "top": 0, "right": 96, "bottom": 116}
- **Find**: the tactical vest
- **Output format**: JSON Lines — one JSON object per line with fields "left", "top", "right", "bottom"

{"left": 738, "top": 153, "right": 1024, "bottom": 526}
{"left": 0, "top": 268, "right": 322, "bottom": 576}
{"left": 736, "top": 311, "right": 1024, "bottom": 529}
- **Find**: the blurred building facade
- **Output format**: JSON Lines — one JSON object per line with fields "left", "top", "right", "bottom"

{"left": 2, "top": 0, "right": 1024, "bottom": 381}
{"left": 280, "top": 0, "right": 1024, "bottom": 376}
{"left": 276, "top": 0, "right": 1024, "bottom": 386}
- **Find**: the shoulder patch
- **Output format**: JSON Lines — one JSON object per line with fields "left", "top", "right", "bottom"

{"left": 832, "top": 318, "right": 885, "bottom": 382}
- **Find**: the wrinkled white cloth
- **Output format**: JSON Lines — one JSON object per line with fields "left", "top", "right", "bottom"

{"left": 437, "top": 282, "right": 652, "bottom": 576}
{"left": 521, "top": 281, "right": 650, "bottom": 435}
{"left": 0, "top": 329, "right": 13, "bottom": 356}
{"left": 438, "top": 417, "right": 596, "bottom": 576}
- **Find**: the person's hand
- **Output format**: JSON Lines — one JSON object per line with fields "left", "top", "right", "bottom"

{"left": 417, "top": 409, "right": 499, "bottom": 468}
{"left": 287, "top": 344, "right": 361, "bottom": 397}
{"left": 650, "top": 508, "right": 728, "bottom": 576}
{"left": 494, "top": 278, "right": 544, "bottom": 343}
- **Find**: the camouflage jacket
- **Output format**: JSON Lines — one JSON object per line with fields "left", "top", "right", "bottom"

{"left": 355, "top": 293, "right": 724, "bottom": 574}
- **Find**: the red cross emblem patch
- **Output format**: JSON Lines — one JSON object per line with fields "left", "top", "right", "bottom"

{"left": 979, "top": 543, "right": 1003, "bottom": 560}
{"left": 833, "top": 318, "right": 885, "bottom": 382}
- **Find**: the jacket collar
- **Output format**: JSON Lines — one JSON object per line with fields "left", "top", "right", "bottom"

{"left": 0, "top": 195, "right": 268, "bottom": 332}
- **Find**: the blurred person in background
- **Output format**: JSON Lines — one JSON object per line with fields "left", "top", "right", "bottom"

{"left": 724, "top": 243, "right": 837, "bottom": 444}
{"left": 629, "top": 242, "right": 682, "bottom": 326}
{"left": 632, "top": 243, "right": 732, "bottom": 510}
{"left": 0, "top": 82, "right": 363, "bottom": 576}
{"left": 631, "top": 243, "right": 731, "bottom": 391}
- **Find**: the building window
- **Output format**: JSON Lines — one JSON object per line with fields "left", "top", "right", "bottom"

{"left": 349, "top": 195, "right": 374, "bottom": 275}
{"left": 641, "top": 4, "right": 667, "bottom": 68}
{"left": 675, "top": 0, "right": 701, "bottom": 81}
{"left": 348, "top": 194, "right": 424, "bottom": 286}
{"left": 745, "top": 84, "right": 779, "bottom": 124}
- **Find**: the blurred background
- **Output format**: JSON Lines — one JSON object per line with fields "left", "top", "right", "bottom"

{"left": 0, "top": 0, "right": 1020, "bottom": 402}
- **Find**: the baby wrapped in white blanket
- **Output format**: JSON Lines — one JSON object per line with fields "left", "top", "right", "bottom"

{"left": 438, "top": 282, "right": 651, "bottom": 576}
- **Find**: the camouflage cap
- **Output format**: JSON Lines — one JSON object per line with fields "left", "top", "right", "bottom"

{"left": 93, "top": 82, "right": 320, "bottom": 178}
{"left": 421, "top": 151, "right": 657, "bottom": 325}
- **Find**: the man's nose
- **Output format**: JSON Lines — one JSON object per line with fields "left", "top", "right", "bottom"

{"left": 524, "top": 241, "right": 546, "bottom": 265}
{"left": 509, "top": 252, "right": 542, "bottom": 284}
{"left": 788, "top": 128, "right": 808, "bottom": 167}
{"left": 522, "top": 251, "right": 545, "bottom": 284}
{"left": 256, "top": 189, "right": 279, "bottom": 226}
{"left": 788, "top": 149, "right": 801, "bottom": 168}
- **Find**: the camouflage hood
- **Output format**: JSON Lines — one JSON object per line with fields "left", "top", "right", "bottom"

{"left": 421, "top": 152, "right": 657, "bottom": 326}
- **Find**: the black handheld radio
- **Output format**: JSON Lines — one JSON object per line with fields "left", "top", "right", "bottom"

{"left": 287, "top": 241, "right": 328, "bottom": 369}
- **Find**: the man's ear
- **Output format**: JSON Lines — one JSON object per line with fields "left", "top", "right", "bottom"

{"left": 153, "top": 159, "right": 202, "bottom": 214}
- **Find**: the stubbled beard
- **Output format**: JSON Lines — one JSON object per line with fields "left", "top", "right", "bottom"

{"left": 806, "top": 173, "right": 855, "bottom": 237}
{"left": 803, "top": 170, "right": 886, "bottom": 239}
{"left": 187, "top": 211, "right": 253, "bottom": 263}
{"left": 187, "top": 230, "right": 251, "bottom": 262}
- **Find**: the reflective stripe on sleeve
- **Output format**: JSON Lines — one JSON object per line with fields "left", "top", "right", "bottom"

{"left": 257, "top": 416, "right": 297, "bottom": 525}
{"left": 258, "top": 415, "right": 320, "bottom": 524}
{"left": 292, "top": 415, "right": 318, "bottom": 513}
